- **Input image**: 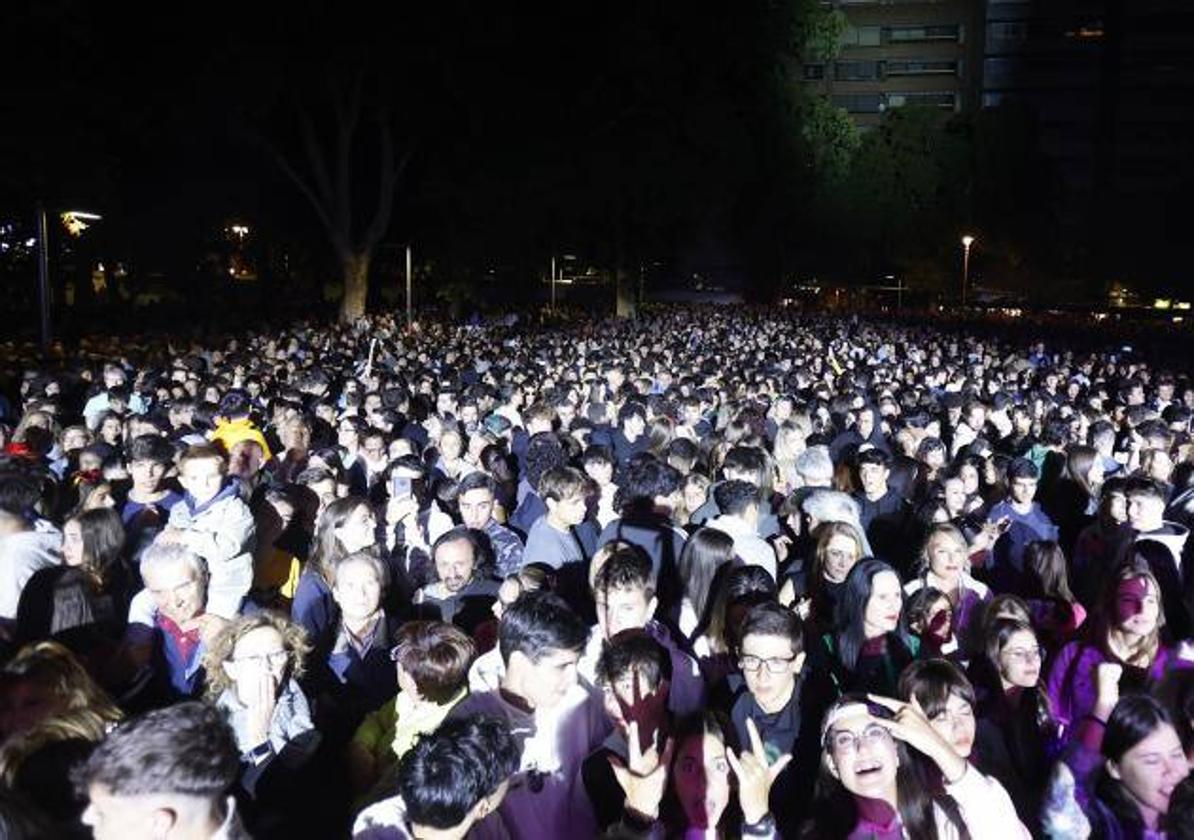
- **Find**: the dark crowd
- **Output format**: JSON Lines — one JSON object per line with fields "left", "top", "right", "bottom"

{"left": 3, "top": 307, "right": 1194, "bottom": 839}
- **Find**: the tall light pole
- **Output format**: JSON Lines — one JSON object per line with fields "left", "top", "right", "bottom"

{"left": 38, "top": 208, "right": 102, "bottom": 356}
{"left": 961, "top": 234, "right": 975, "bottom": 307}
{"left": 36, "top": 204, "right": 51, "bottom": 357}
{"left": 550, "top": 256, "right": 557, "bottom": 311}
{"left": 405, "top": 245, "right": 412, "bottom": 329}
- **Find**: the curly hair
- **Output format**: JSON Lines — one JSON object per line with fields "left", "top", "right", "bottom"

{"left": 202, "top": 611, "right": 311, "bottom": 700}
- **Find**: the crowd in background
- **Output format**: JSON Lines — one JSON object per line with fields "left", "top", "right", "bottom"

{"left": 3, "top": 307, "right": 1194, "bottom": 838}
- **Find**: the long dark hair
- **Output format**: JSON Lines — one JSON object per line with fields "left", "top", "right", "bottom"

{"left": 1095, "top": 695, "right": 1178, "bottom": 838}
{"left": 661, "top": 711, "right": 744, "bottom": 835}
{"left": 67, "top": 508, "right": 125, "bottom": 592}
{"left": 308, "top": 496, "right": 370, "bottom": 586}
{"left": 804, "top": 693, "right": 970, "bottom": 840}
{"left": 677, "top": 527, "right": 735, "bottom": 634}
{"left": 833, "top": 558, "right": 904, "bottom": 674}
{"left": 704, "top": 565, "right": 776, "bottom": 656}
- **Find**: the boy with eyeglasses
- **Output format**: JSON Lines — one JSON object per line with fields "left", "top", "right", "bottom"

{"left": 728, "top": 601, "right": 820, "bottom": 835}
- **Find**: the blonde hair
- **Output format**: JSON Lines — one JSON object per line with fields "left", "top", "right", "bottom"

{"left": 0, "top": 642, "right": 123, "bottom": 727}
{"left": 918, "top": 524, "right": 970, "bottom": 575}
{"left": 203, "top": 612, "right": 311, "bottom": 700}
{"left": 0, "top": 709, "right": 116, "bottom": 786}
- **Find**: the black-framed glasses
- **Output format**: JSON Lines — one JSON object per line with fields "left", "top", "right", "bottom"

{"left": 739, "top": 654, "right": 797, "bottom": 674}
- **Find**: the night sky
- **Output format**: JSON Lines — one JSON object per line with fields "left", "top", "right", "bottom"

{"left": 2, "top": 0, "right": 1191, "bottom": 315}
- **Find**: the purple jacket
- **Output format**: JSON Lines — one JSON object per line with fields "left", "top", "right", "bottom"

{"left": 1046, "top": 640, "right": 1191, "bottom": 734}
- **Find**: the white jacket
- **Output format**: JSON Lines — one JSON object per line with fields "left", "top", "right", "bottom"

{"left": 936, "top": 764, "right": 1031, "bottom": 840}
{"left": 167, "top": 487, "right": 255, "bottom": 619}
{"left": 705, "top": 514, "right": 776, "bottom": 579}
{"left": 0, "top": 527, "right": 61, "bottom": 620}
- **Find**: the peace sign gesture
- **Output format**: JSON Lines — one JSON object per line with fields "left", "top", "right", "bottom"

{"left": 608, "top": 721, "right": 674, "bottom": 821}
{"left": 726, "top": 717, "right": 792, "bottom": 825}
{"left": 866, "top": 694, "right": 968, "bottom": 785}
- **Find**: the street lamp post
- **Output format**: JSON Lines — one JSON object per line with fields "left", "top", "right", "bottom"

{"left": 961, "top": 235, "right": 975, "bottom": 307}
{"left": 405, "top": 245, "right": 412, "bottom": 330}
{"left": 35, "top": 204, "right": 51, "bottom": 357}
{"left": 37, "top": 207, "right": 103, "bottom": 356}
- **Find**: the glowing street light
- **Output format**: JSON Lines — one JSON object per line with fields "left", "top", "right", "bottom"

{"left": 39, "top": 206, "right": 102, "bottom": 356}
{"left": 961, "top": 234, "right": 976, "bottom": 307}
{"left": 60, "top": 210, "right": 103, "bottom": 237}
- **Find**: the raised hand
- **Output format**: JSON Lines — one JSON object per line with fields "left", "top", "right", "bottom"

{"left": 612, "top": 668, "right": 669, "bottom": 755}
{"left": 1094, "top": 662, "right": 1123, "bottom": 720}
{"left": 866, "top": 694, "right": 968, "bottom": 785}
{"left": 245, "top": 666, "right": 278, "bottom": 748}
{"left": 727, "top": 717, "right": 792, "bottom": 825}
{"left": 608, "top": 721, "right": 673, "bottom": 821}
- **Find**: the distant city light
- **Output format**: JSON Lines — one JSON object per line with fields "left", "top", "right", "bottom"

{"left": 61, "top": 210, "right": 102, "bottom": 236}
{"left": 1154, "top": 299, "right": 1172, "bottom": 310}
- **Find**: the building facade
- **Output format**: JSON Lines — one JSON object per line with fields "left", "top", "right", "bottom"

{"left": 802, "top": 0, "right": 986, "bottom": 127}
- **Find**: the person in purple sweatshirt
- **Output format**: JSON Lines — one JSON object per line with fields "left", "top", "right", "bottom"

{"left": 1047, "top": 559, "right": 1194, "bottom": 738}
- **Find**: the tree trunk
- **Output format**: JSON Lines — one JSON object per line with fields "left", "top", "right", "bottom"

{"left": 340, "top": 250, "right": 370, "bottom": 324}
{"left": 613, "top": 212, "right": 636, "bottom": 319}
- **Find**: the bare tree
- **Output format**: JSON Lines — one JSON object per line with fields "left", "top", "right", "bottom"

{"left": 269, "top": 74, "right": 409, "bottom": 324}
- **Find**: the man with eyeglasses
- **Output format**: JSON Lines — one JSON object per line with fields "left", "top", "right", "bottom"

{"left": 726, "top": 601, "right": 820, "bottom": 836}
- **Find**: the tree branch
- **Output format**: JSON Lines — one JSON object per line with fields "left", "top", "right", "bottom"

{"left": 297, "top": 107, "right": 335, "bottom": 213}
{"left": 363, "top": 112, "right": 411, "bottom": 249}
{"left": 265, "top": 141, "right": 347, "bottom": 256}
{"left": 331, "top": 74, "right": 364, "bottom": 248}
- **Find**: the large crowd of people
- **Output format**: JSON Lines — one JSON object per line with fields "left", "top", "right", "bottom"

{"left": 3, "top": 306, "right": 1194, "bottom": 838}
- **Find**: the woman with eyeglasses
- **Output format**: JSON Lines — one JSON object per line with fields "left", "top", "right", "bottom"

{"left": 203, "top": 611, "right": 314, "bottom": 762}
{"left": 203, "top": 611, "right": 332, "bottom": 837}
{"left": 804, "top": 691, "right": 1029, "bottom": 839}
{"left": 968, "top": 618, "right": 1061, "bottom": 828}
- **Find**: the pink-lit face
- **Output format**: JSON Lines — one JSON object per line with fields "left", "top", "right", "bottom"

{"left": 1115, "top": 576, "right": 1160, "bottom": 637}
{"left": 673, "top": 732, "right": 731, "bottom": 830}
